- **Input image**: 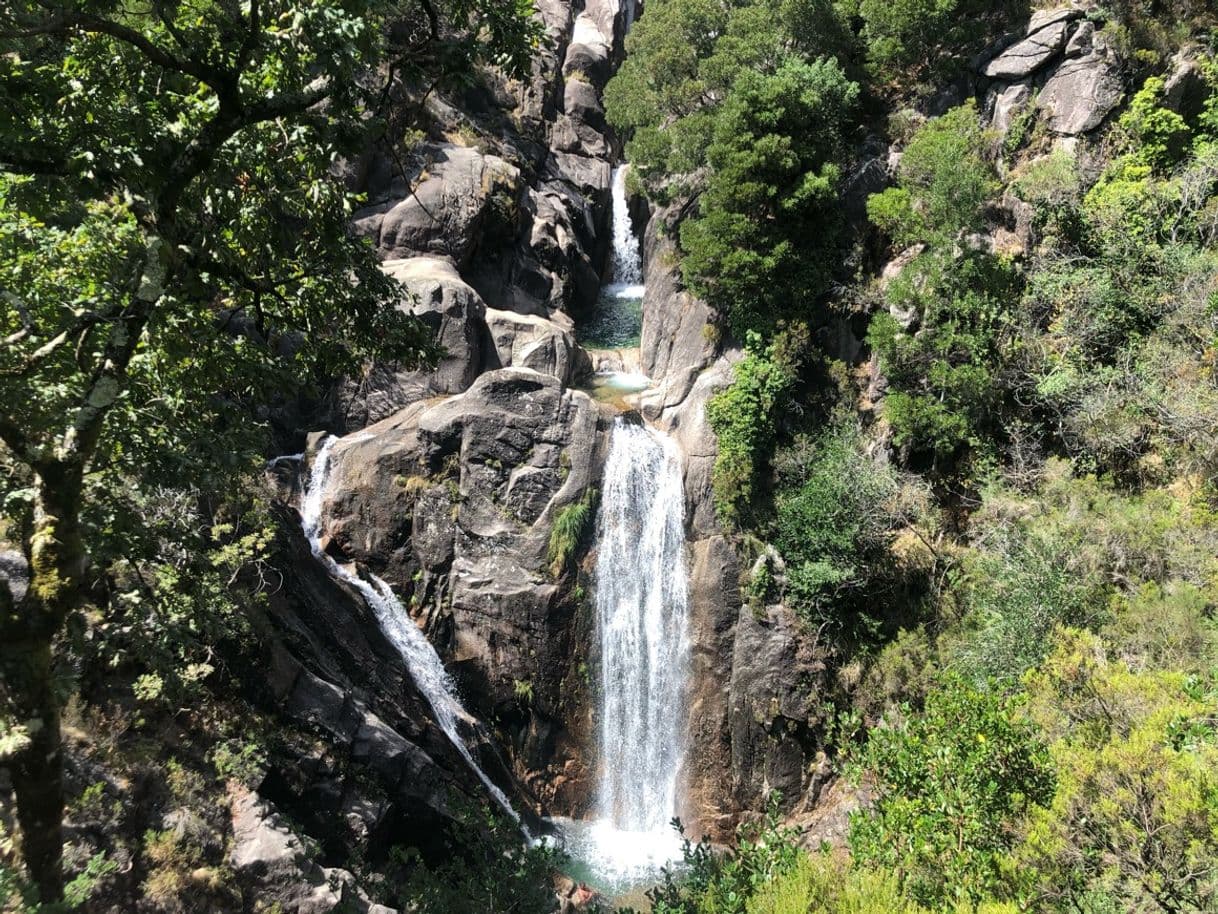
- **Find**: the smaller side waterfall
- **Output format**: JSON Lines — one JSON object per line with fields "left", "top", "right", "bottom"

{"left": 300, "top": 436, "right": 522, "bottom": 828}
{"left": 579, "top": 164, "right": 647, "bottom": 354}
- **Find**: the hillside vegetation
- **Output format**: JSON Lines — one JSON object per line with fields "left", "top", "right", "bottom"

{"left": 607, "top": 0, "right": 1218, "bottom": 911}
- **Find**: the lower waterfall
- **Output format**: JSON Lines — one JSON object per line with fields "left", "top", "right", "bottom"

{"left": 570, "top": 418, "right": 691, "bottom": 883}
{"left": 300, "top": 436, "right": 522, "bottom": 829}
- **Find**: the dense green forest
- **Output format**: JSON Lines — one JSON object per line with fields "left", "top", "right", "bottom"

{"left": 3, "top": 0, "right": 1218, "bottom": 911}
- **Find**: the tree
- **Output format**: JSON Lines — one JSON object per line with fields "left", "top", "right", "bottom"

{"left": 678, "top": 55, "right": 858, "bottom": 335}
{"left": 0, "top": 0, "right": 538, "bottom": 901}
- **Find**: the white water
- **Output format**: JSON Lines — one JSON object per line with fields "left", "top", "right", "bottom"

{"left": 581, "top": 419, "right": 691, "bottom": 881}
{"left": 300, "top": 436, "right": 523, "bottom": 829}
{"left": 606, "top": 164, "right": 644, "bottom": 299}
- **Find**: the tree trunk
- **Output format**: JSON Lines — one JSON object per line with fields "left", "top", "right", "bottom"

{"left": 0, "top": 634, "right": 63, "bottom": 904}
{"left": 0, "top": 466, "right": 86, "bottom": 904}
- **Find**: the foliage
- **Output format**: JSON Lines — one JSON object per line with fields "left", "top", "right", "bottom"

{"left": 678, "top": 56, "right": 859, "bottom": 335}
{"left": 547, "top": 487, "right": 598, "bottom": 578}
{"left": 381, "top": 802, "right": 560, "bottom": 914}
{"left": 0, "top": 0, "right": 540, "bottom": 899}
{"left": 1015, "top": 629, "right": 1218, "bottom": 913}
{"left": 706, "top": 329, "right": 806, "bottom": 527}
{"left": 868, "top": 102, "right": 999, "bottom": 246}
{"left": 769, "top": 422, "right": 913, "bottom": 624}
{"left": 867, "top": 252, "right": 1020, "bottom": 461}
{"left": 848, "top": 680, "right": 1055, "bottom": 907}
{"left": 644, "top": 795, "right": 803, "bottom": 914}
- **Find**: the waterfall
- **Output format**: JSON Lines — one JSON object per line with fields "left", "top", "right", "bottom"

{"left": 608, "top": 165, "right": 643, "bottom": 296}
{"left": 300, "top": 436, "right": 523, "bottom": 829}
{"left": 588, "top": 419, "right": 691, "bottom": 876}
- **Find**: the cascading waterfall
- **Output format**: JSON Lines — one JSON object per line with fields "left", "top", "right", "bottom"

{"left": 579, "top": 165, "right": 647, "bottom": 353}
{"left": 299, "top": 436, "right": 522, "bottom": 829}
{"left": 607, "top": 165, "right": 644, "bottom": 298}
{"left": 586, "top": 419, "right": 691, "bottom": 878}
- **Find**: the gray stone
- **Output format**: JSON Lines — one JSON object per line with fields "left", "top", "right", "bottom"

{"left": 984, "top": 19, "right": 1071, "bottom": 78}
{"left": 1027, "top": 5, "right": 1083, "bottom": 32}
{"left": 1064, "top": 19, "right": 1095, "bottom": 57}
{"left": 353, "top": 145, "right": 523, "bottom": 263}
{"left": 228, "top": 787, "right": 383, "bottom": 914}
{"left": 0, "top": 549, "right": 28, "bottom": 603}
{"left": 990, "top": 81, "right": 1034, "bottom": 133}
{"left": 1039, "top": 50, "right": 1124, "bottom": 134}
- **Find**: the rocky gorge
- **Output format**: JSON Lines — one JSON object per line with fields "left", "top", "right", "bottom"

{"left": 252, "top": 0, "right": 1170, "bottom": 884}
{"left": 5, "top": 0, "right": 1206, "bottom": 908}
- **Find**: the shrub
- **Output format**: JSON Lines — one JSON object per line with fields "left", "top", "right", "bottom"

{"left": 848, "top": 680, "right": 1055, "bottom": 908}
{"left": 707, "top": 328, "right": 806, "bottom": 527}
{"left": 770, "top": 423, "right": 910, "bottom": 622}
{"left": 546, "top": 487, "right": 597, "bottom": 577}
{"left": 868, "top": 102, "right": 998, "bottom": 245}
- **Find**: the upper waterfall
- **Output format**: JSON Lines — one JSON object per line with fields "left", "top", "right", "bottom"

{"left": 585, "top": 418, "right": 691, "bottom": 878}
{"left": 578, "top": 164, "right": 646, "bottom": 351}
{"left": 300, "top": 436, "right": 522, "bottom": 830}
{"left": 608, "top": 165, "right": 643, "bottom": 294}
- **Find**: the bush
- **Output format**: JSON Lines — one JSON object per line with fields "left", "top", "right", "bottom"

{"left": 770, "top": 423, "right": 913, "bottom": 625}
{"left": 868, "top": 102, "right": 998, "bottom": 245}
{"left": 848, "top": 679, "right": 1055, "bottom": 908}
{"left": 707, "top": 328, "right": 806, "bottom": 527}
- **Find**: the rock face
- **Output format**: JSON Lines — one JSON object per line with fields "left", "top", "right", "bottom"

{"left": 979, "top": 7, "right": 1126, "bottom": 139}
{"left": 315, "top": 369, "right": 608, "bottom": 811}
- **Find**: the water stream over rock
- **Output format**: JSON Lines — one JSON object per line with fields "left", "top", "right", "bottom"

{"left": 559, "top": 419, "right": 691, "bottom": 887}
{"left": 300, "top": 436, "right": 523, "bottom": 829}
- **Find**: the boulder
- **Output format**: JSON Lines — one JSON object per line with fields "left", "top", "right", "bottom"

{"left": 989, "top": 81, "right": 1034, "bottom": 134}
{"left": 353, "top": 145, "right": 523, "bottom": 264}
{"left": 1039, "top": 49, "right": 1124, "bottom": 135}
{"left": 1064, "top": 19, "right": 1095, "bottom": 57}
{"left": 228, "top": 786, "right": 393, "bottom": 914}
{"left": 1027, "top": 5, "right": 1083, "bottom": 32}
{"left": 336, "top": 258, "right": 488, "bottom": 428}
{"left": 983, "top": 18, "right": 1071, "bottom": 79}
{"left": 484, "top": 308, "right": 592, "bottom": 386}
{"left": 1165, "top": 48, "right": 1211, "bottom": 120}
